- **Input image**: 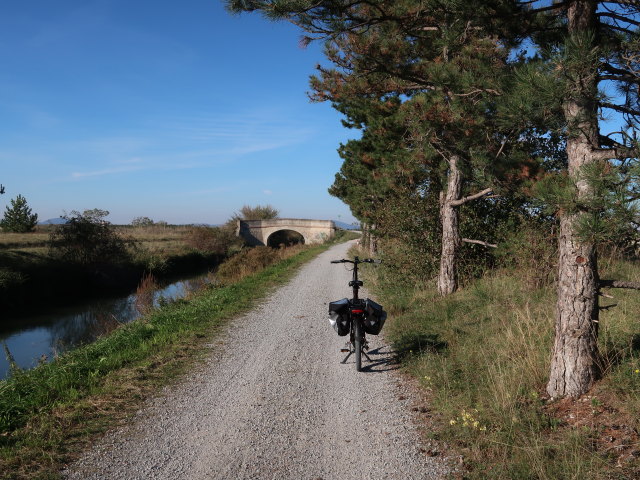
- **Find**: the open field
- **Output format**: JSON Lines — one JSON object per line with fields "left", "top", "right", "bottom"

{"left": 0, "top": 224, "right": 195, "bottom": 256}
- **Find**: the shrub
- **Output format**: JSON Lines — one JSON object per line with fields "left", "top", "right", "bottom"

{"left": 48, "top": 210, "right": 136, "bottom": 266}
{"left": 224, "top": 204, "right": 279, "bottom": 229}
{"left": 496, "top": 218, "right": 558, "bottom": 289}
{"left": 131, "top": 216, "right": 154, "bottom": 227}
{"left": 185, "top": 226, "right": 240, "bottom": 256}
{"left": 216, "top": 245, "right": 303, "bottom": 282}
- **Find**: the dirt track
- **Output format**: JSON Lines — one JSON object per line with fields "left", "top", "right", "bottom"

{"left": 64, "top": 240, "right": 449, "bottom": 480}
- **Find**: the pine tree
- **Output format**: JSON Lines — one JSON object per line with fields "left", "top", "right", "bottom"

{"left": 227, "top": 0, "right": 640, "bottom": 397}
{"left": 229, "top": 0, "right": 532, "bottom": 294}
{"left": 0, "top": 194, "right": 38, "bottom": 233}
{"left": 506, "top": 0, "right": 640, "bottom": 398}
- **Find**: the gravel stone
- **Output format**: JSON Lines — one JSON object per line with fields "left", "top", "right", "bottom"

{"left": 64, "top": 240, "right": 450, "bottom": 480}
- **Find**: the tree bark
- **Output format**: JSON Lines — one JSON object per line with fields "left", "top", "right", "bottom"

{"left": 361, "top": 223, "right": 369, "bottom": 251}
{"left": 547, "top": 0, "right": 601, "bottom": 399}
{"left": 369, "top": 223, "right": 378, "bottom": 255}
{"left": 437, "top": 155, "right": 463, "bottom": 296}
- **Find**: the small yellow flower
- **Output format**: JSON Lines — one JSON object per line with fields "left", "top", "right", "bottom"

{"left": 635, "top": 369, "right": 639, "bottom": 374}
{"left": 449, "top": 419, "right": 457, "bottom": 425}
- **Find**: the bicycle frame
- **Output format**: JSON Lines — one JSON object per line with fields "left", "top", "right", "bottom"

{"left": 330, "top": 256, "right": 377, "bottom": 371}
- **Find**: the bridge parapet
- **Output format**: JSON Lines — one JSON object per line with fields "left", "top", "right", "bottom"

{"left": 237, "top": 218, "right": 336, "bottom": 246}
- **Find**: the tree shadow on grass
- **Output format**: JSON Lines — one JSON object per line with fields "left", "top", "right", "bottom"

{"left": 342, "top": 332, "right": 449, "bottom": 373}
{"left": 392, "top": 332, "right": 448, "bottom": 362}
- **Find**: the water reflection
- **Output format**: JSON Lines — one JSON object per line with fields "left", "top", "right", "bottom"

{"left": 0, "top": 274, "right": 210, "bottom": 380}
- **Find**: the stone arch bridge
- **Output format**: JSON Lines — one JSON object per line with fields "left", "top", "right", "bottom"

{"left": 236, "top": 219, "right": 336, "bottom": 247}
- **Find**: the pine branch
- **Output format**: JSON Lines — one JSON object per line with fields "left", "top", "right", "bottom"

{"left": 450, "top": 188, "right": 493, "bottom": 206}
{"left": 600, "top": 280, "right": 640, "bottom": 290}
{"left": 599, "top": 102, "right": 640, "bottom": 117}
{"left": 599, "top": 133, "right": 636, "bottom": 151}
{"left": 598, "top": 11, "right": 640, "bottom": 27}
{"left": 592, "top": 147, "right": 636, "bottom": 160}
{"left": 599, "top": 74, "right": 640, "bottom": 83}
{"left": 602, "top": 23, "right": 636, "bottom": 34}
{"left": 604, "top": 1, "right": 640, "bottom": 7}
{"left": 525, "top": 2, "right": 569, "bottom": 14}
{"left": 453, "top": 88, "right": 502, "bottom": 97}
{"left": 462, "top": 238, "right": 498, "bottom": 248}
{"left": 599, "top": 64, "right": 638, "bottom": 83}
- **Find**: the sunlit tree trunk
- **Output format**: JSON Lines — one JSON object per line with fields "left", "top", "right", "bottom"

{"left": 361, "top": 223, "right": 369, "bottom": 251}
{"left": 369, "top": 223, "right": 378, "bottom": 255}
{"left": 547, "top": 0, "right": 600, "bottom": 398}
{"left": 438, "top": 155, "right": 462, "bottom": 296}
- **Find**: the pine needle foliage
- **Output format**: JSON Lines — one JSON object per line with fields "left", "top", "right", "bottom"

{"left": 0, "top": 194, "right": 38, "bottom": 233}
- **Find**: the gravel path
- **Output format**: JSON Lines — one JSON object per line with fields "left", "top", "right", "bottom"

{"left": 64, "top": 240, "right": 449, "bottom": 480}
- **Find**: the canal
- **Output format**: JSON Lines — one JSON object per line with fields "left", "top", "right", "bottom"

{"left": 0, "top": 273, "right": 211, "bottom": 380}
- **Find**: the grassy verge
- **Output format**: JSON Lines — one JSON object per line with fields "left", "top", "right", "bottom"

{"left": 0, "top": 232, "right": 356, "bottom": 479}
{"left": 366, "top": 253, "right": 640, "bottom": 479}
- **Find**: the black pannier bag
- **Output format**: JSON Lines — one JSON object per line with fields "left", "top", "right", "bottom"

{"left": 363, "top": 298, "right": 387, "bottom": 335}
{"left": 329, "top": 298, "right": 350, "bottom": 336}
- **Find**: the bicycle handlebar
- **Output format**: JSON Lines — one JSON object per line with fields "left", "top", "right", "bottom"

{"left": 330, "top": 258, "right": 381, "bottom": 264}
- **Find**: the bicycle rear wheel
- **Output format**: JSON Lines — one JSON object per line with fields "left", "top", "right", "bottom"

{"left": 354, "top": 318, "right": 363, "bottom": 372}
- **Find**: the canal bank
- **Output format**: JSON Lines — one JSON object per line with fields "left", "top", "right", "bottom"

{"left": 0, "top": 271, "right": 212, "bottom": 379}
{"left": 0, "top": 248, "right": 224, "bottom": 317}
{"left": 0, "top": 239, "right": 341, "bottom": 479}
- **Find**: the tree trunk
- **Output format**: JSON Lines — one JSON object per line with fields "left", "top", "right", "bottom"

{"left": 437, "top": 155, "right": 462, "bottom": 296}
{"left": 369, "top": 223, "right": 378, "bottom": 255}
{"left": 547, "top": 0, "right": 600, "bottom": 399}
{"left": 361, "top": 223, "right": 369, "bottom": 251}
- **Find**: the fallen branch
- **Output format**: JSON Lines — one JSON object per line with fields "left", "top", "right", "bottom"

{"left": 600, "top": 280, "right": 640, "bottom": 290}
{"left": 462, "top": 238, "right": 498, "bottom": 248}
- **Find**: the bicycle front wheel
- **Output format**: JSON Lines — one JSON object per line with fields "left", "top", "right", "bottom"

{"left": 354, "top": 318, "right": 363, "bottom": 372}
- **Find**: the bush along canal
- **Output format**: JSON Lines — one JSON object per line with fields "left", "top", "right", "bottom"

{"left": 0, "top": 272, "right": 211, "bottom": 380}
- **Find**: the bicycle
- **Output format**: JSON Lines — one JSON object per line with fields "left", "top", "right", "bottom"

{"left": 329, "top": 256, "right": 386, "bottom": 372}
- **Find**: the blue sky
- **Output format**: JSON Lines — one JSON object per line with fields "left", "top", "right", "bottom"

{"left": 0, "top": 0, "right": 358, "bottom": 225}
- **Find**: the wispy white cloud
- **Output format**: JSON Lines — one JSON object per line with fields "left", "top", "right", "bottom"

{"left": 263, "top": 189, "right": 273, "bottom": 195}
{"left": 71, "top": 164, "right": 145, "bottom": 179}
{"left": 162, "top": 109, "right": 316, "bottom": 153}
{"left": 114, "top": 156, "right": 145, "bottom": 165}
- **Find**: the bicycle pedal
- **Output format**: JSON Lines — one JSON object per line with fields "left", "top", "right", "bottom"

{"left": 340, "top": 348, "right": 350, "bottom": 353}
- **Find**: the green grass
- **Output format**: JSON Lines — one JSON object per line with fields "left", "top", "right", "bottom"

{"left": 366, "top": 253, "right": 640, "bottom": 480}
{"left": 0, "top": 234, "right": 352, "bottom": 479}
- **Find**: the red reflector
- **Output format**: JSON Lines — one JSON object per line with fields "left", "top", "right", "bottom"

{"left": 351, "top": 309, "right": 364, "bottom": 314}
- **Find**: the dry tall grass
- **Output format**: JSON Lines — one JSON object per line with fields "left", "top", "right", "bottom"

{"left": 135, "top": 272, "right": 159, "bottom": 316}
{"left": 375, "top": 255, "right": 640, "bottom": 479}
{"left": 216, "top": 245, "right": 306, "bottom": 283}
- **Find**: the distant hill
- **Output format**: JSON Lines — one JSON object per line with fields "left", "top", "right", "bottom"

{"left": 39, "top": 217, "right": 67, "bottom": 225}
{"left": 334, "top": 220, "right": 359, "bottom": 230}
